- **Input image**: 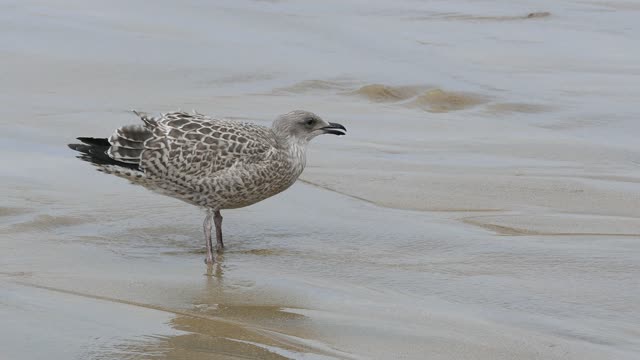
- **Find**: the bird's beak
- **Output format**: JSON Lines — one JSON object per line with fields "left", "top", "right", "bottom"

{"left": 321, "top": 122, "right": 347, "bottom": 136}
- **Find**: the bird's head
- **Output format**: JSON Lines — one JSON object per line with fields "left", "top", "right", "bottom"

{"left": 272, "top": 110, "right": 346, "bottom": 144}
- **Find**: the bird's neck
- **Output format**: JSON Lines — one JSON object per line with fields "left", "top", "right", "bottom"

{"left": 283, "top": 136, "right": 307, "bottom": 175}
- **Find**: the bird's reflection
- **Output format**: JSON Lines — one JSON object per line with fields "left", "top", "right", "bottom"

{"left": 204, "top": 253, "right": 224, "bottom": 280}
{"left": 91, "top": 249, "right": 327, "bottom": 359}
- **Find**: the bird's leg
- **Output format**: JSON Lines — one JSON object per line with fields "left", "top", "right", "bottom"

{"left": 203, "top": 211, "right": 214, "bottom": 265}
{"left": 214, "top": 210, "right": 224, "bottom": 253}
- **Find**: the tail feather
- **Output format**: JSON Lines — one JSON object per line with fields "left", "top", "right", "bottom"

{"left": 114, "top": 124, "right": 150, "bottom": 143}
{"left": 106, "top": 124, "right": 152, "bottom": 164}
{"left": 70, "top": 113, "right": 153, "bottom": 172}
{"left": 77, "top": 137, "right": 110, "bottom": 147}
{"left": 68, "top": 137, "right": 141, "bottom": 171}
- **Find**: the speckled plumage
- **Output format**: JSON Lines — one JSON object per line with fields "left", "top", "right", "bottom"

{"left": 103, "top": 111, "right": 305, "bottom": 210}
{"left": 69, "top": 109, "right": 346, "bottom": 265}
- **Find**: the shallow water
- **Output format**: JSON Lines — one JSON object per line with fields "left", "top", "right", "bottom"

{"left": 1, "top": 1, "right": 640, "bottom": 359}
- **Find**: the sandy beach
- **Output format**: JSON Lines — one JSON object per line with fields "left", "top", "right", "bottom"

{"left": 1, "top": 1, "right": 639, "bottom": 359}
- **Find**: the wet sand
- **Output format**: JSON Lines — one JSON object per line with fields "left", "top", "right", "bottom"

{"left": 2, "top": 1, "right": 640, "bottom": 359}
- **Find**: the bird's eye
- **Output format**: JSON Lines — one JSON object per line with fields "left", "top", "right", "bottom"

{"left": 305, "top": 118, "right": 315, "bottom": 126}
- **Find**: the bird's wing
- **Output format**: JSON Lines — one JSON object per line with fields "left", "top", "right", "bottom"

{"left": 136, "top": 111, "right": 277, "bottom": 181}
{"left": 107, "top": 121, "right": 153, "bottom": 166}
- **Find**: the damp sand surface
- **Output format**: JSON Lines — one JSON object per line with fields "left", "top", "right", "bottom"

{"left": 2, "top": 1, "right": 640, "bottom": 359}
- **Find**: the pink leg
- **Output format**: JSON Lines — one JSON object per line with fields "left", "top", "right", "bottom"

{"left": 214, "top": 210, "right": 224, "bottom": 253}
{"left": 203, "top": 212, "right": 214, "bottom": 265}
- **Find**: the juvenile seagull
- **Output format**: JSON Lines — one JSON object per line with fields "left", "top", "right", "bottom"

{"left": 68, "top": 110, "right": 346, "bottom": 265}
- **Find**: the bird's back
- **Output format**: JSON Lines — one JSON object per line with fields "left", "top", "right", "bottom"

{"left": 139, "top": 111, "right": 276, "bottom": 177}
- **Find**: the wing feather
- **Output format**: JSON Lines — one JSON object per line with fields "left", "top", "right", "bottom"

{"left": 107, "top": 123, "right": 152, "bottom": 164}
{"left": 139, "top": 111, "right": 277, "bottom": 186}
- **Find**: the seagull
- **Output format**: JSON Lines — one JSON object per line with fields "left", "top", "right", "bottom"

{"left": 68, "top": 110, "right": 346, "bottom": 265}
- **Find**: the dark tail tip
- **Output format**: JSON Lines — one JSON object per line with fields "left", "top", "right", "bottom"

{"left": 68, "top": 143, "right": 88, "bottom": 152}
{"left": 68, "top": 137, "right": 141, "bottom": 171}
{"left": 77, "top": 137, "right": 110, "bottom": 147}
